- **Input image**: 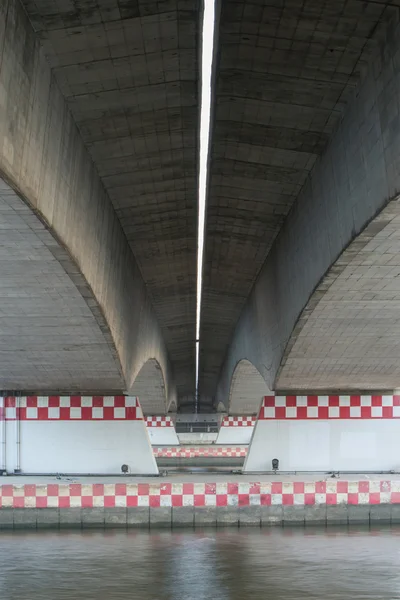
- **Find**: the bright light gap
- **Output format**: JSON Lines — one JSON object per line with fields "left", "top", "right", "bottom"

{"left": 195, "top": 0, "right": 216, "bottom": 412}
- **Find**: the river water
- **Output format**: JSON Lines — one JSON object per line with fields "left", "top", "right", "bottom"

{"left": 0, "top": 527, "right": 399, "bottom": 599}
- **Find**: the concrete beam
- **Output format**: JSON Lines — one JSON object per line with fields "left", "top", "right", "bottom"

{"left": 0, "top": 0, "right": 176, "bottom": 408}
{"left": 216, "top": 12, "right": 400, "bottom": 407}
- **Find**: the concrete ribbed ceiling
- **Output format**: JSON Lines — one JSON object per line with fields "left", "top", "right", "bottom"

{"left": 21, "top": 0, "right": 397, "bottom": 407}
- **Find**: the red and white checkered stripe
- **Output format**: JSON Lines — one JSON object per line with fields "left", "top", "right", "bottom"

{"left": 259, "top": 395, "right": 400, "bottom": 419}
{"left": 0, "top": 396, "right": 142, "bottom": 420}
{"left": 0, "top": 480, "right": 397, "bottom": 508}
{"left": 145, "top": 416, "right": 174, "bottom": 428}
{"left": 153, "top": 446, "right": 247, "bottom": 458}
{"left": 221, "top": 416, "right": 256, "bottom": 427}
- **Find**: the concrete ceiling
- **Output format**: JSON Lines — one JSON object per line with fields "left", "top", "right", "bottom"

{"left": 20, "top": 0, "right": 398, "bottom": 406}
{"left": 21, "top": 0, "right": 199, "bottom": 398}
{"left": 199, "top": 0, "right": 396, "bottom": 398}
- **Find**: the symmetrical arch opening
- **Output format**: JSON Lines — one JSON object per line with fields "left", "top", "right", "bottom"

{"left": 228, "top": 359, "right": 270, "bottom": 415}
{"left": 131, "top": 358, "right": 167, "bottom": 416}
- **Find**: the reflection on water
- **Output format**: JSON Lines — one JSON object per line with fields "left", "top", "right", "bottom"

{"left": 0, "top": 527, "right": 400, "bottom": 599}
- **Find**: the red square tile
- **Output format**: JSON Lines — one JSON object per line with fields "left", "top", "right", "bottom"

{"left": 14, "top": 498, "right": 24, "bottom": 508}
{"left": 272, "top": 482, "right": 282, "bottom": 494}
{"left": 217, "top": 495, "right": 227, "bottom": 507}
{"left": 183, "top": 483, "right": 194, "bottom": 495}
{"left": 1, "top": 485, "right": 13, "bottom": 497}
{"left": 138, "top": 484, "right": 149, "bottom": 496}
{"left": 25, "top": 484, "right": 37, "bottom": 496}
{"left": 358, "top": 481, "right": 369, "bottom": 492}
{"left": 249, "top": 483, "right": 260, "bottom": 494}
{"left": 205, "top": 483, "right": 216, "bottom": 495}
{"left": 18, "top": 408, "right": 27, "bottom": 421}
{"left": 93, "top": 484, "right": 104, "bottom": 496}
{"left": 383, "top": 407, "right": 393, "bottom": 418}
{"left": 276, "top": 407, "right": 286, "bottom": 419}
{"left": 304, "top": 493, "right": 315, "bottom": 505}
{"left": 348, "top": 493, "right": 359, "bottom": 505}
{"left": 350, "top": 396, "right": 361, "bottom": 406}
{"left": 339, "top": 407, "right": 350, "bottom": 419}
{"left": 329, "top": 396, "right": 339, "bottom": 406}
{"left": 286, "top": 396, "right": 296, "bottom": 407}
{"left": 369, "top": 493, "right": 380, "bottom": 504}
{"left": 227, "top": 483, "right": 238, "bottom": 495}
{"left": 326, "top": 494, "right": 337, "bottom": 505}
{"left": 48, "top": 396, "right": 60, "bottom": 407}
{"left": 264, "top": 396, "right": 275, "bottom": 407}
{"left": 149, "top": 495, "right": 160, "bottom": 508}
{"left": 70, "top": 484, "right": 82, "bottom": 496}
{"left": 315, "top": 482, "right": 326, "bottom": 493}
{"left": 194, "top": 495, "right": 205, "bottom": 507}
{"left": 104, "top": 496, "right": 115, "bottom": 507}
{"left": 38, "top": 408, "right": 48, "bottom": 420}
{"left": 93, "top": 396, "right": 103, "bottom": 407}
{"left": 294, "top": 482, "right": 304, "bottom": 494}
{"left": 26, "top": 396, "right": 37, "bottom": 407}
{"left": 59, "top": 497, "right": 70, "bottom": 508}
{"left": 36, "top": 497, "right": 48, "bottom": 508}
{"left": 125, "top": 407, "right": 137, "bottom": 419}
{"left": 371, "top": 396, "right": 382, "bottom": 406}
{"left": 308, "top": 396, "right": 318, "bottom": 406}
{"left": 172, "top": 495, "right": 183, "bottom": 507}
{"left": 318, "top": 406, "right": 329, "bottom": 419}
{"left": 337, "top": 481, "right": 348, "bottom": 493}
{"left": 115, "top": 484, "right": 126, "bottom": 496}
{"left": 114, "top": 396, "right": 125, "bottom": 407}
{"left": 391, "top": 492, "right": 400, "bottom": 504}
{"left": 81, "top": 496, "right": 93, "bottom": 508}
{"left": 260, "top": 494, "right": 271, "bottom": 506}
{"left": 282, "top": 494, "right": 294, "bottom": 505}
{"left": 5, "top": 397, "right": 15, "bottom": 408}
{"left": 393, "top": 396, "right": 400, "bottom": 406}
{"left": 127, "top": 496, "right": 138, "bottom": 507}
{"left": 60, "top": 407, "right": 70, "bottom": 420}
{"left": 103, "top": 407, "right": 114, "bottom": 420}
{"left": 47, "top": 485, "right": 59, "bottom": 497}
{"left": 70, "top": 397, "right": 81, "bottom": 407}
{"left": 297, "top": 407, "right": 307, "bottom": 419}
{"left": 81, "top": 407, "right": 92, "bottom": 420}
{"left": 238, "top": 494, "right": 249, "bottom": 506}
{"left": 361, "top": 406, "right": 371, "bottom": 418}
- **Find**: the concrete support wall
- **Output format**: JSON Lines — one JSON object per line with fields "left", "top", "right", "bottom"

{"left": 0, "top": 0, "right": 175, "bottom": 404}
{"left": 0, "top": 478, "right": 399, "bottom": 528}
{"left": 0, "top": 396, "right": 158, "bottom": 475}
{"left": 216, "top": 13, "right": 400, "bottom": 406}
{"left": 245, "top": 395, "right": 400, "bottom": 473}
{"left": 216, "top": 416, "right": 256, "bottom": 444}
{"left": 145, "top": 417, "right": 179, "bottom": 446}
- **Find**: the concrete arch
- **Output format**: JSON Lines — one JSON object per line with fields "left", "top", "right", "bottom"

{"left": 216, "top": 16, "right": 400, "bottom": 405}
{"left": 0, "top": 0, "right": 176, "bottom": 401}
{"left": 228, "top": 360, "right": 270, "bottom": 415}
{"left": 131, "top": 358, "right": 168, "bottom": 415}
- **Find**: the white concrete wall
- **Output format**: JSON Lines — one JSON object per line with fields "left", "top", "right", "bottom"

{"left": 147, "top": 427, "right": 179, "bottom": 446}
{"left": 244, "top": 420, "right": 400, "bottom": 472}
{"left": 216, "top": 427, "right": 254, "bottom": 445}
{"left": 177, "top": 433, "right": 218, "bottom": 444}
{"left": 3, "top": 420, "right": 158, "bottom": 475}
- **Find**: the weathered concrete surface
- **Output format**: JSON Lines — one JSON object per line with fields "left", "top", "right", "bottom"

{"left": 20, "top": 0, "right": 198, "bottom": 399}
{"left": 0, "top": 0, "right": 177, "bottom": 409}
{"left": 228, "top": 359, "right": 270, "bottom": 415}
{"left": 278, "top": 200, "right": 400, "bottom": 390}
{"left": 216, "top": 10, "right": 400, "bottom": 408}
{"left": 201, "top": 0, "right": 397, "bottom": 399}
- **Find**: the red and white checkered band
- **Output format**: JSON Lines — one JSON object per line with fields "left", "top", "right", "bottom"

{"left": 153, "top": 446, "right": 247, "bottom": 458}
{"left": 0, "top": 396, "right": 142, "bottom": 421}
{"left": 0, "top": 480, "right": 397, "bottom": 509}
{"left": 221, "top": 416, "right": 256, "bottom": 427}
{"left": 145, "top": 416, "right": 173, "bottom": 428}
{"left": 259, "top": 395, "right": 400, "bottom": 420}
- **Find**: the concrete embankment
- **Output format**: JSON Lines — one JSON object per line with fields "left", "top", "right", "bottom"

{"left": 0, "top": 474, "right": 397, "bottom": 529}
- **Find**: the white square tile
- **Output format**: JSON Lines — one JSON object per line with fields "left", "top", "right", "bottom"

{"left": 48, "top": 407, "right": 60, "bottom": 419}
{"left": 350, "top": 406, "right": 361, "bottom": 418}
{"left": 307, "top": 406, "right": 318, "bottom": 418}
{"left": 328, "top": 407, "right": 340, "bottom": 418}
{"left": 371, "top": 406, "right": 382, "bottom": 418}
{"left": 70, "top": 408, "right": 81, "bottom": 419}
